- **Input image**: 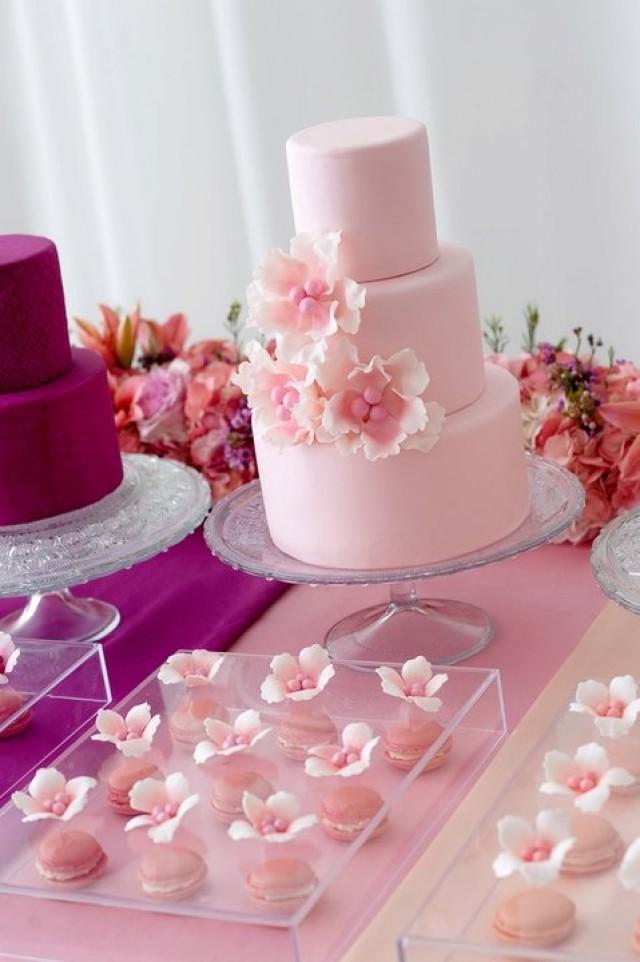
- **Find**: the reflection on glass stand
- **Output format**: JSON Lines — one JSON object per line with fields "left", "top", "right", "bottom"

{"left": 205, "top": 454, "right": 585, "bottom": 665}
{"left": 0, "top": 455, "right": 211, "bottom": 643}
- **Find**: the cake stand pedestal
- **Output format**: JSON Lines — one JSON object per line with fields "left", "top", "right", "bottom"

{"left": 0, "top": 454, "right": 211, "bottom": 643}
{"left": 591, "top": 507, "right": 640, "bottom": 614}
{"left": 204, "top": 454, "right": 584, "bottom": 664}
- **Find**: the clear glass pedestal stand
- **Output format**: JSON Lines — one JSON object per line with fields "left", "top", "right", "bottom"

{"left": 0, "top": 454, "right": 211, "bottom": 643}
{"left": 204, "top": 454, "right": 585, "bottom": 665}
{"left": 591, "top": 507, "right": 640, "bottom": 614}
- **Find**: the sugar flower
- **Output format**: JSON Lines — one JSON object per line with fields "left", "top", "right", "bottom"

{"left": 125, "top": 772, "right": 199, "bottom": 844}
{"left": 157, "top": 650, "right": 225, "bottom": 688}
{"left": 540, "top": 742, "right": 633, "bottom": 812}
{"left": 493, "top": 810, "right": 575, "bottom": 886}
{"left": 570, "top": 676, "right": 640, "bottom": 738}
{"left": 247, "top": 232, "right": 365, "bottom": 364}
{"left": 305, "top": 722, "right": 379, "bottom": 778}
{"left": 375, "top": 656, "right": 448, "bottom": 713}
{"left": 194, "top": 709, "right": 271, "bottom": 763}
{"left": 91, "top": 702, "right": 161, "bottom": 758}
{"left": 12, "top": 767, "right": 97, "bottom": 823}
{"left": 228, "top": 790, "right": 317, "bottom": 843}
{"left": 260, "top": 644, "right": 335, "bottom": 703}
{"left": 0, "top": 632, "right": 19, "bottom": 685}
{"left": 620, "top": 837, "right": 640, "bottom": 891}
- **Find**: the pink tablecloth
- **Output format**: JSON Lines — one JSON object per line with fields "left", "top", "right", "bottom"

{"left": 0, "top": 542, "right": 606, "bottom": 962}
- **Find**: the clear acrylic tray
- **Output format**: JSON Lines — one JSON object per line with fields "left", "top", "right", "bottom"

{"left": 0, "top": 639, "right": 111, "bottom": 806}
{"left": 399, "top": 683, "right": 640, "bottom": 962}
{"left": 0, "top": 652, "right": 504, "bottom": 962}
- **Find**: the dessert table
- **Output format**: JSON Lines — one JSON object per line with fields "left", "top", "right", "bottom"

{"left": 0, "top": 535, "right": 608, "bottom": 962}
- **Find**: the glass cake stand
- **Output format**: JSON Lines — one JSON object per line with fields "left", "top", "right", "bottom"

{"left": 0, "top": 454, "right": 211, "bottom": 643}
{"left": 591, "top": 507, "right": 640, "bottom": 614}
{"left": 204, "top": 453, "right": 584, "bottom": 665}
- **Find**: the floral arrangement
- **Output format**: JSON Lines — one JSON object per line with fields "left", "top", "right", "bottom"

{"left": 486, "top": 305, "right": 640, "bottom": 544}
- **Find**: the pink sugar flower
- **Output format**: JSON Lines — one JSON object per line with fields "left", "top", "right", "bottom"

{"left": 570, "top": 676, "right": 640, "bottom": 738}
{"left": 620, "top": 838, "right": 640, "bottom": 891}
{"left": 540, "top": 742, "right": 633, "bottom": 812}
{"left": 321, "top": 349, "right": 444, "bottom": 460}
{"left": 247, "top": 232, "right": 365, "bottom": 363}
{"left": 157, "top": 650, "right": 225, "bottom": 688}
{"left": 12, "top": 767, "right": 97, "bottom": 823}
{"left": 376, "top": 656, "right": 448, "bottom": 713}
{"left": 91, "top": 702, "right": 161, "bottom": 758}
{"left": 125, "top": 772, "right": 199, "bottom": 844}
{"left": 228, "top": 790, "right": 317, "bottom": 843}
{"left": 260, "top": 644, "right": 335, "bottom": 704}
{"left": 493, "top": 810, "right": 575, "bottom": 886}
{"left": 305, "top": 722, "right": 379, "bottom": 778}
{"left": 0, "top": 632, "right": 19, "bottom": 685}
{"left": 193, "top": 709, "right": 271, "bottom": 763}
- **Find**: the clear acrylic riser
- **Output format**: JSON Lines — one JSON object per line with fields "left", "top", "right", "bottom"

{"left": 591, "top": 508, "right": 640, "bottom": 615}
{"left": 398, "top": 686, "right": 640, "bottom": 962}
{"left": 0, "top": 652, "right": 505, "bottom": 962}
{"left": 0, "top": 639, "right": 111, "bottom": 806}
{"left": 205, "top": 454, "right": 585, "bottom": 665}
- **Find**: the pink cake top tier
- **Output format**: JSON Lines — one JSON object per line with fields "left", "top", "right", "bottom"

{"left": 0, "top": 234, "right": 72, "bottom": 393}
{"left": 286, "top": 117, "right": 438, "bottom": 282}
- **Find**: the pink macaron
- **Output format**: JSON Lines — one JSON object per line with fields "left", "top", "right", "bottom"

{"left": 0, "top": 687, "right": 32, "bottom": 738}
{"left": 319, "top": 784, "right": 387, "bottom": 842}
{"left": 106, "top": 758, "right": 163, "bottom": 816}
{"left": 493, "top": 889, "right": 576, "bottom": 947}
{"left": 383, "top": 718, "right": 452, "bottom": 772}
{"left": 36, "top": 829, "right": 107, "bottom": 886}
{"left": 561, "top": 814, "right": 623, "bottom": 875}
{"left": 209, "top": 770, "right": 274, "bottom": 824}
{"left": 276, "top": 708, "right": 337, "bottom": 761}
{"left": 169, "top": 695, "right": 228, "bottom": 747}
{"left": 245, "top": 858, "right": 317, "bottom": 910}
{"left": 138, "top": 845, "right": 207, "bottom": 900}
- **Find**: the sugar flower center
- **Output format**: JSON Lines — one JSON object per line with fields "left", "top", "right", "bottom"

{"left": 331, "top": 749, "right": 361, "bottom": 768}
{"left": 151, "top": 802, "right": 179, "bottom": 824}
{"left": 270, "top": 384, "right": 300, "bottom": 423}
{"left": 42, "top": 792, "right": 72, "bottom": 817}
{"left": 222, "top": 732, "right": 251, "bottom": 749}
{"left": 258, "top": 814, "right": 289, "bottom": 835}
{"left": 351, "top": 386, "right": 387, "bottom": 424}
{"left": 595, "top": 699, "right": 626, "bottom": 718}
{"left": 520, "top": 840, "right": 552, "bottom": 863}
{"left": 289, "top": 278, "right": 328, "bottom": 320}
{"left": 403, "top": 681, "right": 428, "bottom": 697}
{"left": 567, "top": 771, "right": 599, "bottom": 793}
{"left": 286, "top": 671, "right": 316, "bottom": 693}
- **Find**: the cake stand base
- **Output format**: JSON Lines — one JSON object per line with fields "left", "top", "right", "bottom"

{"left": 324, "top": 583, "right": 492, "bottom": 665}
{"left": 0, "top": 590, "right": 120, "bottom": 643}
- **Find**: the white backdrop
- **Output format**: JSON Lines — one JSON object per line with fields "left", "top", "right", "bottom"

{"left": 2, "top": 0, "right": 640, "bottom": 358}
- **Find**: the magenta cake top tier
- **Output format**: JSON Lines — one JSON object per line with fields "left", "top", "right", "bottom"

{"left": 0, "top": 235, "right": 72, "bottom": 393}
{"left": 286, "top": 116, "right": 438, "bottom": 283}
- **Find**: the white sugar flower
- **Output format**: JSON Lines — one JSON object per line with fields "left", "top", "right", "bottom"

{"left": 91, "top": 702, "right": 161, "bottom": 758}
{"left": 570, "top": 676, "right": 640, "bottom": 738}
{"left": 620, "top": 838, "right": 640, "bottom": 891}
{"left": 0, "top": 632, "right": 20, "bottom": 685}
{"left": 125, "top": 772, "right": 199, "bottom": 844}
{"left": 540, "top": 742, "right": 633, "bottom": 812}
{"left": 376, "top": 656, "right": 447, "bottom": 712}
{"left": 260, "top": 644, "right": 335, "bottom": 703}
{"left": 493, "top": 810, "right": 575, "bottom": 886}
{"left": 305, "top": 722, "right": 379, "bottom": 778}
{"left": 194, "top": 709, "right": 271, "bottom": 763}
{"left": 228, "top": 790, "right": 317, "bottom": 844}
{"left": 12, "top": 767, "right": 96, "bottom": 823}
{"left": 157, "top": 650, "right": 225, "bottom": 688}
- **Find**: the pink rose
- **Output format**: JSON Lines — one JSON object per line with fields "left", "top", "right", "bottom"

{"left": 132, "top": 360, "right": 189, "bottom": 443}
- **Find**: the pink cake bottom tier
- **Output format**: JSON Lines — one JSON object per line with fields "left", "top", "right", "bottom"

{"left": 0, "top": 348, "right": 124, "bottom": 525}
{"left": 255, "top": 364, "right": 530, "bottom": 569}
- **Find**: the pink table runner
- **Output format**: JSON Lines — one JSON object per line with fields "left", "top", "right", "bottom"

{"left": 0, "top": 542, "right": 606, "bottom": 961}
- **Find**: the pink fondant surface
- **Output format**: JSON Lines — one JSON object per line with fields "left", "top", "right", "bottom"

{"left": 256, "top": 365, "right": 529, "bottom": 569}
{"left": 353, "top": 244, "right": 485, "bottom": 413}
{"left": 0, "top": 235, "right": 72, "bottom": 392}
{"left": 287, "top": 117, "right": 438, "bottom": 282}
{"left": 0, "top": 348, "right": 123, "bottom": 524}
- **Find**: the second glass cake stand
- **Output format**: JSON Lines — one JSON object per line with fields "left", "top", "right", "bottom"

{"left": 204, "top": 453, "right": 584, "bottom": 665}
{"left": 591, "top": 506, "right": 640, "bottom": 614}
{"left": 0, "top": 454, "right": 211, "bottom": 643}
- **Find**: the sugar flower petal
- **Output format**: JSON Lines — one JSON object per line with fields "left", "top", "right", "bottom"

{"left": 620, "top": 838, "right": 640, "bottom": 891}
{"left": 266, "top": 791, "right": 299, "bottom": 823}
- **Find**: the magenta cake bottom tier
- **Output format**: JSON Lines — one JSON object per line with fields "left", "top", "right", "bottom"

{"left": 0, "top": 347, "right": 124, "bottom": 525}
{"left": 255, "top": 364, "right": 530, "bottom": 569}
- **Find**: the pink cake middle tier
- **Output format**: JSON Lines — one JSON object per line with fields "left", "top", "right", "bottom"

{"left": 255, "top": 364, "right": 530, "bottom": 569}
{"left": 0, "top": 348, "right": 124, "bottom": 525}
{"left": 353, "top": 243, "right": 485, "bottom": 414}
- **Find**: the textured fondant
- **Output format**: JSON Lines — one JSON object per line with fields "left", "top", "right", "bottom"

{"left": 0, "top": 348, "right": 123, "bottom": 525}
{"left": 353, "top": 244, "right": 485, "bottom": 414}
{"left": 255, "top": 365, "right": 530, "bottom": 569}
{"left": 287, "top": 117, "right": 438, "bottom": 282}
{"left": 0, "top": 235, "right": 72, "bottom": 392}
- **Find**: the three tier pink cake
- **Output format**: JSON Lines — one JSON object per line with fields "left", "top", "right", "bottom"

{"left": 237, "top": 117, "right": 530, "bottom": 569}
{"left": 0, "top": 235, "right": 123, "bottom": 525}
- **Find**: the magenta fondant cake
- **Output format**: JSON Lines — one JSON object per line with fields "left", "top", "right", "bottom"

{"left": 0, "top": 235, "right": 123, "bottom": 525}
{"left": 236, "top": 117, "right": 530, "bottom": 569}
